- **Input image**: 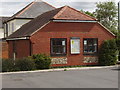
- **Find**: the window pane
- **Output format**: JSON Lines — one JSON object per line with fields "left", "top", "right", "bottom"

{"left": 84, "top": 40, "right": 87, "bottom": 45}
{"left": 62, "top": 41, "right": 65, "bottom": 45}
{"left": 84, "top": 38, "right": 98, "bottom": 54}
{"left": 84, "top": 45, "right": 88, "bottom": 52}
{"left": 51, "top": 38, "right": 66, "bottom": 56}
{"left": 88, "top": 39, "right": 93, "bottom": 46}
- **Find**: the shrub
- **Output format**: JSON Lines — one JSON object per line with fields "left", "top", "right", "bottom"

{"left": 99, "top": 39, "right": 117, "bottom": 66}
{"left": 32, "top": 54, "right": 51, "bottom": 69}
{"left": 2, "top": 59, "right": 15, "bottom": 72}
{"left": 116, "top": 37, "right": 120, "bottom": 61}
{"left": 15, "top": 57, "right": 36, "bottom": 71}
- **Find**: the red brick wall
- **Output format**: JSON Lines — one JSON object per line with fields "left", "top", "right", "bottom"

{"left": 0, "top": 41, "right": 8, "bottom": 59}
{"left": 30, "top": 22, "right": 115, "bottom": 66}
{"left": 8, "top": 22, "right": 115, "bottom": 66}
{"left": 8, "top": 40, "right": 30, "bottom": 59}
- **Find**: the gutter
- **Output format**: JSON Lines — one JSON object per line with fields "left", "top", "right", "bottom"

{"left": 3, "top": 18, "right": 33, "bottom": 23}
{"left": 52, "top": 19, "right": 97, "bottom": 23}
{"left": 6, "top": 37, "right": 30, "bottom": 41}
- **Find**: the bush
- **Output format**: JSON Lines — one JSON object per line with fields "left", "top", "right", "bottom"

{"left": 116, "top": 33, "right": 120, "bottom": 61}
{"left": 2, "top": 59, "right": 15, "bottom": 72}
{"left": 2, "top": 54, "right": 51, "bottom": 72}
{"left": 15, "top": 57, "right": 36, "bottom": 71}
{"left": 32, "top": 54, "right": 51, "bottom": 69}
{"left": 99, "top": 39, "right": 117, "bottom": 66}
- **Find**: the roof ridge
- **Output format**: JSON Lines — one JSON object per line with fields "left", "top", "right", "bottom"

{"left": 12, "top": 2, "right": 34, "bottom": 18}
{"left": 53, "top": 6, "right": 67, "bottom": 19}
{"left": 16, "top": 2, "right": 35, "bottom": 17}
{"left": 65, "top": 6, "right": 96, "bottom": 21}
{"left": 4, "top": 0, "right": 55, "bottom": 22}
{"left": 34, "top": 0, "right": 56, "bottom": 8}
{"left": 7, "top": 7, "right": 62, "bottom": 39}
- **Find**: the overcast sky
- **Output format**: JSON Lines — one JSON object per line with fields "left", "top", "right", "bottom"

{"left": 0, "top": 0, "right": 119, "bottom": 17}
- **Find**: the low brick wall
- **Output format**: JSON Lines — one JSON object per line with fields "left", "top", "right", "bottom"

{"left": 51, "top": 57, "right": 67, "bottom": 64}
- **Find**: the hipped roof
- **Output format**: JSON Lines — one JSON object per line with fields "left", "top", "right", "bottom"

{"left": 4, "top": 0, "right": 55, "bottom": 22}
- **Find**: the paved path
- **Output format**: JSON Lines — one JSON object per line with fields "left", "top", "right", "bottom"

{"left": 2, "top": 67, "right": 119, "bottom": 88}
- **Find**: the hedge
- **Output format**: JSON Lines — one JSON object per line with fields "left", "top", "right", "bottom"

{"left": 15, "top": 57, "right": 36, "bottom": 71}
{"left": 32, "top": 54, "right": 51, "bottom": 69}
{"left": 2, "top": 54, "right": 51, "bottom": 72}
{"left": 99, "top": 39, "right": 118, "bottom": 66}
{"left": 2, "top": 59, "right": 15, "bottom": 72}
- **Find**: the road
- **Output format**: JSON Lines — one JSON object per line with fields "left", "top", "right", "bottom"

{"left": 2, "top": 67, "right": 119, "bottom": 88}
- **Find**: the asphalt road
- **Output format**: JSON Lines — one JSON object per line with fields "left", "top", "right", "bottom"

{"left": 2, "top": 67, "right": 119, "bottom": 88}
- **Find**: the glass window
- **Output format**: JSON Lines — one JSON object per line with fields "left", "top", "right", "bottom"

{"left": 12, "top": 23, "right": 14, "bottom": 33}
{"left": 83, "top": 38, "right": 98, "bottom": 54}
{"left": 51, "top": 38, "right": 67, "bottom": 56}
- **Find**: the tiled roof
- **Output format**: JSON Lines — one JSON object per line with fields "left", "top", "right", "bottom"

{"left": 7, "top": 6, "right": 97, "bottom": 39}
{"left": 4, "top": 0, "right": 55, "bottom": 22}
{"left": 53, "top": 6, "right": 96, "bottom": 21}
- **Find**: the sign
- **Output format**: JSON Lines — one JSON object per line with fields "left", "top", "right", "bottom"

{"left": 70, "top": 37, "right": 80, "bottom": 54}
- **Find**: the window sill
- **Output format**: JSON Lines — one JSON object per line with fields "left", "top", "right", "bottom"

{"left": 50, "top": 54, "right": 67, "bottom": 57}
{"left": 83, "top": 53, "right": 98, "bottom": 56}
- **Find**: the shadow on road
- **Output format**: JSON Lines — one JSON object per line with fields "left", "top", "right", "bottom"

{"left": 111, "top": 66, "right": 120, "bottom": 71}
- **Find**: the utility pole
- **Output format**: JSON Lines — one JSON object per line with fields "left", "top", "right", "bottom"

{"left": 118, "top": 1, "right": 120, "bottom": 62}
{"left": 118, "top": 1, "right": 120, "bottom": 32}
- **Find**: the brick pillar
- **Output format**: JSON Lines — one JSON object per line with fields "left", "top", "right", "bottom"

{"left": 1, "top": 40, "right": 8, "bottom": 59}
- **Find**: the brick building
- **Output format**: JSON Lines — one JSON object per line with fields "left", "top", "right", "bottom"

{"left": 1, "top": 0, "right": 55, "bottom": 59}
{"left": 7, "top": 6, "right": 115, "bottom": 66}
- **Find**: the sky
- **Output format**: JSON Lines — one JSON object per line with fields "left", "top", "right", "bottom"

{"left": 0, "top": 0, "right": 120, "bottom": 17}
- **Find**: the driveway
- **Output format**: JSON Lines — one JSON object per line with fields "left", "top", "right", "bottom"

{"left": 2, "top": 67, "right": 119, "bottom": 88}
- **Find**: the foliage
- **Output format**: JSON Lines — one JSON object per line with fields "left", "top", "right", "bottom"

{"left": 95, "top": 1, "right": 118, "bottom": 31}
{"left": 80, "top": 10, "right": 95, "bottom": 18}
{"left": 99, "top": 39, "right": 118, "bottom": 66}
{"left": 32, "top": 54, "right": 51, "bottom": 69}
{"left": 2, "top": 54, "right": 51, "bottom": 72}
{"left": 116, "top": 32, "right": 120, "bottom": 50}
{"left": 116, "top": 32, "right": 120, "bottom": 61}
{"left": 2, "top": 59, "right": 15, "bottom": 72}
{"left": 84, "top": 11, "right": 95, "bottom": 18}
{"left": 15, "top": 57, "right": 36, "bottom": 71}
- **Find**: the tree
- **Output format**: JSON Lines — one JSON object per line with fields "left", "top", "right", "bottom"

{"left": 80, "top": 10, "right": 95, "bottom": 18}
{"left": 95, "top": 1, "right": 118, "bottom": 31}
{"left": 84, "top": 11, "right": 95, "bottom": 18}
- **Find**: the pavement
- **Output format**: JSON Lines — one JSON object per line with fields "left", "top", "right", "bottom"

{"left": 1, "top": 65, "right": 119, "bottom": 88}
{"left": 1, "top": 65, "right": 119, "bottom": 75}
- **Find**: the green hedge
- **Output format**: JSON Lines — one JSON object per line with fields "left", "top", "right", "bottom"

{"left": 15, "top": 57, "right": 36, "bottom": 71}
{"left": 2, "top": 59, "right": 15, "bottom": 72}
{"left": 2, "top": 54, "right": 51, "bottom": 72}
{"left": 32, "top": 54, "right": 51, "bottom": 69}
{"left": 99, "top": 39, "right": 117, "bottom": 66}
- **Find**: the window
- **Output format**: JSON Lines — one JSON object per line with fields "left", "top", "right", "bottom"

{"left": 51, "top": 38, "right": 67, "bottom": 56}
{"left": 12, "top": 23, "right": 14, "bottom": 33}
{"left": 83, "top": 38, "right": 98, "bottom": 55}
